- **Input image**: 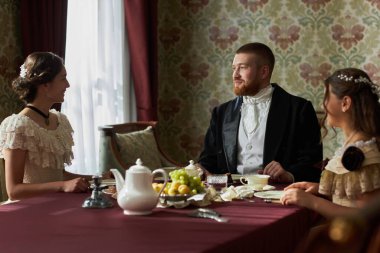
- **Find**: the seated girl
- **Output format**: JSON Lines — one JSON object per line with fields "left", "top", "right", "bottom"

{"left": 0, "top": 52, "right": 90, "bottom": 200}
{"left": 281, "top": 68, "right": 380, "bottom": 218}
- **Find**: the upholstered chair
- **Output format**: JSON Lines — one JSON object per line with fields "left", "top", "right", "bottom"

{"left": 98, "top": 121, "right": 182, "bottom": 175}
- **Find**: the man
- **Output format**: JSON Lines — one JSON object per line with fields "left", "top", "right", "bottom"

{"left": 198, "top": 42, "right": 322, "bottom": 183}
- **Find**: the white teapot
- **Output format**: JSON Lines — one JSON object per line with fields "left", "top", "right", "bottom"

{"left": 110, "top": 158, "right": 168, "bottom": 215}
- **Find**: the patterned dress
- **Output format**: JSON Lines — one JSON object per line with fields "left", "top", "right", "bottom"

{"left": 319, "top": 138, "right": 380, "bottom": 207}
{"left": 0, "top": 110, "right": 74, "bottom": 183}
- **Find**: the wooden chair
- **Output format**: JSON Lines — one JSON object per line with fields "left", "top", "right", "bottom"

{"left": 0, "top": 158, "right": 8, "bottom": 202}
{"left": 98, "top": 121, "right": 182, "bottom": 174}
{"left": 296, "top": 195, "right": 380, "bottom": 253}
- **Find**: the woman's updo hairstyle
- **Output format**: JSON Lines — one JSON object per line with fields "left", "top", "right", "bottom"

{"left": 12, "top": 52, "right": 64, "bottom": 103}
{"left": 321, "top": 68, "right": 380, "bottom": 142}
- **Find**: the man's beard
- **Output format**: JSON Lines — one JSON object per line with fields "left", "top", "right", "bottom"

{"left": 233, "top": 80, "right": 260, "bottom": 96}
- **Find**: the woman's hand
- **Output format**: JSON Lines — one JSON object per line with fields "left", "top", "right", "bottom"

{"left": 281, "top": 188, "right": 316, "bottom": 208}
{"left": 284, "top": 182, "right": 319, "bottom": 195}
{"left": 62, "top": 177, "right": 90, "bottom": 192}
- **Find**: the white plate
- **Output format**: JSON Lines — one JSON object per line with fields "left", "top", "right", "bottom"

{"left": 90, "top": 179, "right": 116, "bottom": 186}
{"left": 254, "top": 190, "right": 284, "bottom": 200}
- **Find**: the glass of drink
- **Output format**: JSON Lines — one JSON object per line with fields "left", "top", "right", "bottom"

{"left": 206, "top": 174, "right": 228, "bottom": 192}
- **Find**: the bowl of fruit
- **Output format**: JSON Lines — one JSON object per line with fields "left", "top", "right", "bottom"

{"left": 152, "top": 168, "right": 205, "bottom": 202}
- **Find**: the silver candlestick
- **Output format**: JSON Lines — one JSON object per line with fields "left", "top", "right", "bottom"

{"left": 82, "top": 175, "right": 113, "bottom": 208}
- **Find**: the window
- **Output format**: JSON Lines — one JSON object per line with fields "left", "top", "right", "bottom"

{"left": 63, "top": 0, "right": 136, "bottom": 175}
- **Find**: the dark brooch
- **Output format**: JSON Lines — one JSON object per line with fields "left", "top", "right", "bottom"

{"left": 341, "top": 146, "right": 365, "bottom": 171}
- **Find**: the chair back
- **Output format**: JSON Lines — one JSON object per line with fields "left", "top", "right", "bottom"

{"left": 297, "top": 194, "right": 380, "bottom": 253}
{"left": 98, "top": 121, "right": 181, "bottom": 175}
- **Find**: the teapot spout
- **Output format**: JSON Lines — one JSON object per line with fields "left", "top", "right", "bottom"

{"left": 110, "top": 168, "right": 124, "bottom": 193}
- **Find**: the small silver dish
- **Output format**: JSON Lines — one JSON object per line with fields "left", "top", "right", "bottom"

{"left": 159, "top": 194, "right": 191, "bottom": 202}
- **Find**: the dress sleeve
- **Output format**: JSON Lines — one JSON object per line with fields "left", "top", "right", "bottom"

{"left": 319, "top": 163, "right": 380, "bottom": 200}
{"left": 0, "top": 115, "right": 36, "bottom": 157}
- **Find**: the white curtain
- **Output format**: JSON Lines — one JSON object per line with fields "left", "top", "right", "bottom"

{"left": 63, "top": 0, "right": 136, "bottom": 175}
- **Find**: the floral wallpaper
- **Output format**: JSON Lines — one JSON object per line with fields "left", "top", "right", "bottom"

{"left": 157, "top": 0, "right": 380, "bottom": 163}
{"left": 0, "top": 0, "right": 23, "bottom": 122}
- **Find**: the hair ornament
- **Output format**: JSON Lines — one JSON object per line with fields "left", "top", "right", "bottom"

{"left": 355, "top": 77, "right": 380, "bottom": 100}
{"left": 354, "top": 76, "right": 372, "bottom": 85}
{"left": 337, "top": 73, "right": 380, "bottom": 100}
{"left": 20, "top": 64, "right": 27, "bottom": 78}
{"left": 337, "top": 74, "right": 353, "bottom": 82}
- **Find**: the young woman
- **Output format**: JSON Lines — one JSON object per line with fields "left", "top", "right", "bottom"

{"left": 0, "top": 52, "right": 89, "bottom": 200}
{"left": 281, "top": 68, "right": 380, "bottom": 218}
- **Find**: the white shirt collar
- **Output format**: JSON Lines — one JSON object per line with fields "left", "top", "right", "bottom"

{"left": 243, "top": 85, "right": 273, "bottom": 105}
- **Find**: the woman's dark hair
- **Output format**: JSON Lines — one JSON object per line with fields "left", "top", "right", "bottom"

{"left": 12, "top": 52, "right": 64, "bottom": 103}
{"left": 321, "top": 68, "right": 380, "bottom": 145}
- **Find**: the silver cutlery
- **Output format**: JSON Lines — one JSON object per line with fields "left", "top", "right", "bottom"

{"left": 197, "top": 208, "right": 220, "bottom": 216}
{"left": 264, "top": 198, "right": 281, "bottom": 204}
{"left": 188, "top": 208, "right": 229, "bottom": 223}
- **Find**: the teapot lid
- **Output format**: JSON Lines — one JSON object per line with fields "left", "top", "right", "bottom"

{"left": 129, "top": 158, "right": 151, "bottom": 173}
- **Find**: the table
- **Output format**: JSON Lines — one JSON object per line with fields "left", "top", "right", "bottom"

{"left": 0, "top": 191, "right": 316, "bottom": 253}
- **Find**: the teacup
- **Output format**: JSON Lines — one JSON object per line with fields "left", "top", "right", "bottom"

{"left": 240, "top": 174, "right": 270, "bottom": 190}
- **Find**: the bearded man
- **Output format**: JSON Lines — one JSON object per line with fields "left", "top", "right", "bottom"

{"left": 198, "top": 42, "right": 322, "bottom": 183}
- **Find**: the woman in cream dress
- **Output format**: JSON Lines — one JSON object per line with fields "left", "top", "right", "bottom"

{"left": 281, "top": 68, "right": 380, "bottom": 218}
{"left": 0, "top": 52, "right": 89, "bottom": 200}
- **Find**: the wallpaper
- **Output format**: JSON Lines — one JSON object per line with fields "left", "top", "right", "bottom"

{"left": 157, "top": 0, "right": 380, "bottom": 163}
{"left": 0, "top": 0, "right": 23, "bottom": 122}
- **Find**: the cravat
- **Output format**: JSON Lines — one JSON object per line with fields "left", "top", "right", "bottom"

{"left": 241, "top": 86, "right": 273, "bottom": 137}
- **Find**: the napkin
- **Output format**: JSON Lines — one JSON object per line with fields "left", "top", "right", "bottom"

{"left": 219, "top": 185, "right": 275, "bottom": 201}
{"left": 157, "top": 189, "right": 214, "bottom": 209}
{"left": 220, "top": 185, "right": 251, "bottom": 201}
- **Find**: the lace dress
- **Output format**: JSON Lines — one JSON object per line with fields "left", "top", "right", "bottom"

{"left": 319, "top": 138, "right": 380, "bottom": 207}
{"left": 0, "top": 110, "right": 74, "bottom": 183}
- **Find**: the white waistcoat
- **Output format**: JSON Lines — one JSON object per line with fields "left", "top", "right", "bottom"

{"left": 237, "top": 85, "right": 273, "bottom": 174}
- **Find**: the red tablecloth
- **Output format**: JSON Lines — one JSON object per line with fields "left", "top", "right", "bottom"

{"left": 0, "top": 192, "right": 316, "bottom": 253}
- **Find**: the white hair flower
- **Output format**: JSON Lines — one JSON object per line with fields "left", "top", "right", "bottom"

{"left": 20, "top": 64, "right": 27, "bottom": 78}
{"left": 354, "top": 76, "right": 372, "bottom": 85}
{"left": 338, "top": 73, "right": 380, "bottom": 102}
{"left": 337, "top": 74, "right": 353, "bottom": 81}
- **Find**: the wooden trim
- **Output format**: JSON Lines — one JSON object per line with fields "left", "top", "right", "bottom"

{"left": 0, "top": 158, "right": 8, "bottom": 202}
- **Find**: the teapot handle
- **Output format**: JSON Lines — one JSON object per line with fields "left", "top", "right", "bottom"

{"left": 152, "top": 169, "right": 169, "bottom": 196}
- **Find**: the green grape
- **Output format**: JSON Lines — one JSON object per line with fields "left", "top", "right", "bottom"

{"left": 193, "top": 176, "right": 201, "bottom": 184}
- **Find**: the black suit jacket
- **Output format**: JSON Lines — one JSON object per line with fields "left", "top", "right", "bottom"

{"left": 199, "top": 84, "right": 323, "bottom": 182}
